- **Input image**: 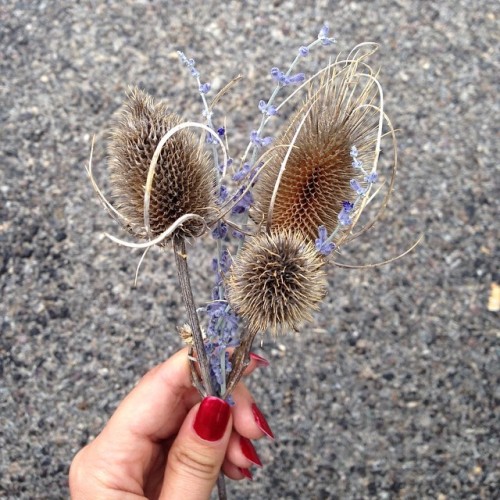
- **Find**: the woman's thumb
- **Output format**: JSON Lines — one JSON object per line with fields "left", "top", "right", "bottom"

{"left": 160, "top": 397, "right": 232, "bottom": 500}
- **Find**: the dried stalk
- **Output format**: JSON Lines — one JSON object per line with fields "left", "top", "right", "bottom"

{"left": 173, "top": 236, "right": 227, "bottom": 500}
{"left": 173, "top": 236, "right": 214, "bottom": 396}
{"left": 223, "top": 329, "right": 258, "bottom": 400}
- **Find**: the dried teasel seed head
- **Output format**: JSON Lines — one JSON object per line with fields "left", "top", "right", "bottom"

{"left": 256, "top": 62, "right": 380, "bottom": 242}
{"left": 226, "top": 230, "right": 327, "bottom": 335}
{"left": 108, "top": 87, "right": 215, "bottom": 242}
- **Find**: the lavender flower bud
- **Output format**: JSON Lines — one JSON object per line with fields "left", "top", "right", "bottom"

{"left": 211, "top": 221, "right": 228, "bottom": 240}
{"left": 350, "top": 179, "right": 366, "bottom": 195}
{"left": 199, "top": 82, "right": 211, "bottom": 94}
{"left": 365, "top": 172, "right": 378, "bottom": 184}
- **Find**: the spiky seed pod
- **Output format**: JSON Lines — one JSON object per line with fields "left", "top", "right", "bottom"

{"left": 255, "top": 63, "right": 380, "bottom": 241}
{"left": 108, "top": 87, "right": 215, "bottom": 242}
{"left": 226, "top": 230, "right": 327, "bottom": 335}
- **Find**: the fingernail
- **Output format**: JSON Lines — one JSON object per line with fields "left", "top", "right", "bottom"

{"left": 251, "top": 403, "right": 274, "bottom": 440}
{"left": 250, "top": 352, "right": 270, "bottom": 368}
{"left": 240, "top": 436, "right": 262, "bottom": 467}
{"left": 238, "top": 467, "right": 253, "bottom": 481}
{"left": 193, "top": 397, "right": 231, "bottom": 442}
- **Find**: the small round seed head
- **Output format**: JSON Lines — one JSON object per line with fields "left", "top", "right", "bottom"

{"left": 226, "top": 230, "right": 327, "bottom": 335}
{"left": 255, "top": 64, "right": 379, "bottom": 241}
{"left": 108, "top": 87, "right": 215, "bottom": 242}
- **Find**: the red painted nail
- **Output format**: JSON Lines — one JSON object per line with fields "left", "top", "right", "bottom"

{"left": 238, "top": 467, "right": 253, "bottom": 481}
{"left": 240, "top": 436, "right": 263, "bottom": 467}
{"left": 193, "top": 397, "right": 230, "bottom": 442}
{"left": 251, "top": 403, "right": 274, "bottom": 440}
{"left": 250, "top": 352, "right": 270, "bottom": 367}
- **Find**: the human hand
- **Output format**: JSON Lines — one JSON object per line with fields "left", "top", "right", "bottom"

{"left": 69, "top": 348, "right": 273, "bottom": 499}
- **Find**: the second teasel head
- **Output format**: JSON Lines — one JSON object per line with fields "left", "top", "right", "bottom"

{"left": 255, "top": 61, "right": 380, "bottom": 242}
{"left": 226, "top": 229, "right": 327, "bottom": 335}
{"left": 108, "top": 87, "right": 216, "bottom": 242}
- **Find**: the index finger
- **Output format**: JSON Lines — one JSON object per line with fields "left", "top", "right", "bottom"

{"left": 101, "top": 347, "right": 199, "bottom": 445}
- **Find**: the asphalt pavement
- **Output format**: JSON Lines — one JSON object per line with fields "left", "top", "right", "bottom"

{"left": 1, "top": 1, "right": 498, "bottom": 498}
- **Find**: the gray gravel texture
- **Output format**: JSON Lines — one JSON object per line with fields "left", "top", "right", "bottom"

{"left": 1, "top": 0, "right": 499, "bottom": 499}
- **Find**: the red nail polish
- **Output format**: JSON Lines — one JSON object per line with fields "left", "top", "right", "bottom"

{"left": 249, "top": 352, "right": 270, "bottom": 367}
{"left": 193, "top": 397, "right": 230, "bottom": 442}
{"left": 238, "top": 467, "right": 253, "bottom": 481}
{"left": 251, "top": 403, "right": 274, "bottom": 440}
{"left": 240, "top": 436, "right": 262, "bottom": 467}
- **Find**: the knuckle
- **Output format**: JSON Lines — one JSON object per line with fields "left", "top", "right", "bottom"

{"left": 169, "top": 444, "right": 220, "bottom": 482}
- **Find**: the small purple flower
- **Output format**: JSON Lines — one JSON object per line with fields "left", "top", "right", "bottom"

{"left": 249, "top": 161, "right": 264, "bottom": 183}
{"left": 211, "top": 257, "right": 218, "bottom": 273}
{"left": 203, "top": 290, "right": 241, "bottom": 395}
{"left": 287, "top": 73, "right": 306, "bottom": 85}
{"left": 217, "top": 184, "right": 229, "bottom": 204}
{"left": 199, "top": 82, "right": 211, "bottom": 94}
{"left": 259, "top": 100, "right": 278, "bottom": 116}
{"left": 350, "top": 179, "right": 366, "bottom": 195}
{"left": 218, "top": 157, "right": 233, "bottom": 175}
{"left": 250, "top": 130, "right": 259, "bottom": 144}
{"left": 338, "top": 201, "right": 354, "bottom": 226}
{"left": 232, "top": 163, "right": 251, "bottom": 182}
{"left": 211, "top": 286, "right": 220, "bottom": 301}
{"left": 266, "top": 105, "right": 278, "bottom": 116}
{"left": 271, "top": 67, "right": 288, "bottom": 85}
{"left": 206, "top": 301, "right": 227, "bottom": 318}
{"left": 338, "top": 209, "right": 352, "bottom": 226}
{"left": 211, "top": 221, "right": 228, "bottom": 240}
{"left": 342, "top": 201, "right": 355, "bottom": 212}
{"left": 217, "top": 127, "right": 225, "bottom": 136}
{"left": 250, "top": 130, "right": 273, "bottom": 148}
{"left": 270, "top": 67, "right": 281, "bottom": 79}
{"left": 178, "top": 51, "right": 200, "bottom": 78}
{"left": 220, "top": 249, "right": 231, "bottom": 273}
{"left": 352, "top": 158, "right": 363, "bottom": 169}
{"left": 299, "top": 46, "right": 309, "bottom": 57}
{"left": 232, "top": 229, "right": 244, "bottom": 240}
{"left": 231, "top": 190, "right": 254, "bottom": 215}
{"left": 318, "top": 24, "right": 329, "bottom": 39}
{"left": 315, "top": 225, "right": 335, "bottom": 256}
{"left": 270, "top": 67, "right": 304, "bottom": 86}
{"left": 318, "top": 24, "right": 335, "bottom": 45}
{"left": 350, "top": 146, "right": 363, "bottom": 168}
{"left": 365, "top": 172, "right": 378, "bottom": 184}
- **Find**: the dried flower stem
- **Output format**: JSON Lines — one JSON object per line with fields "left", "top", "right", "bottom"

{"left": 173, "top": 236, "right": 214, "bottom": 396}
{"left": 173, "top": 236, "right": 228, "bottom": 500}
{"left": 223, "top": 329, "right": 257, "bottom": 400}
{"left": 216, "top": 474, "right": 228, "bottom": 500}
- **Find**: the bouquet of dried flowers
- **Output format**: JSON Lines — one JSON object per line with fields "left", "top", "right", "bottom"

{"left": 86, "top": 24, "right": 410, "bottom": 498}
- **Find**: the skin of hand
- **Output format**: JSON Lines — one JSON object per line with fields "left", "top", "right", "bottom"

{"left": 69, "top": 348, "right": 272, "bottom": 500}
